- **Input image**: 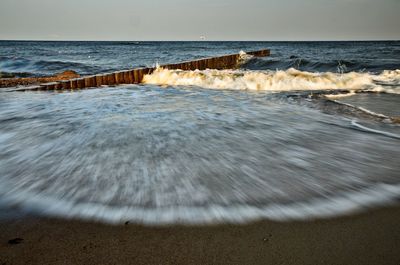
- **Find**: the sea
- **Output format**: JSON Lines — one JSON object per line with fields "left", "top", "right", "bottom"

{"left": 0, "top": 41, "right": 399, "bottom": 224}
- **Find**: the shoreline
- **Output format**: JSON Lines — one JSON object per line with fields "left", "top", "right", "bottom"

{"left": 1, "top": 205, "right": 400, "bottom": 265}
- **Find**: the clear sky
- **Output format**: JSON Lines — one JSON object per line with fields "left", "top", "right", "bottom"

{"left": 0, "top": 0, "right": 399, "bottom": 41}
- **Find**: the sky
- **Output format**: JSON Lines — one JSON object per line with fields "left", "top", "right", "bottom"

{"left": 0, "top": 0, "right": 399, "bottom": 41}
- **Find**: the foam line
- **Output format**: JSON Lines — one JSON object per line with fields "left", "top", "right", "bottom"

{"left": 351, "top": 120, "right": 400, "bottom": 139}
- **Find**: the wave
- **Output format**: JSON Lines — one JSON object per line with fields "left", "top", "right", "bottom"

{"left": 143, "top": 68, "right": 400, "bottom": 93}
{"left": 0, "top": 72, "right": 33, "bottom": 78}
{"left": 351, "top": 120, "right": 400, "bottom": 139}
{"left": 324, "top": 92, "right": 357, "bottom": 99}
{"left": 0, "top": 56, "right": 32, "bottom": 72}
{"left": 241, "top": 56, "right": 400, "bottom": 73}
{"left": 0, "top": 56, "right": 99, "bottom": 76}
{"left": 1, "top": 181, "right": 399, "bottom": 224}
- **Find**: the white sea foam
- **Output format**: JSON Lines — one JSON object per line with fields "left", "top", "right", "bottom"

{"left": 375, "top": 69, "right": 400, "bottom": 83}
{"left": 1, "top": 182, "right": 400, "bottom": 224}
{"left": 238, "top": 50, "right": 254, "bottom": 62}
{"left": 328, "top": 100, "right": 391, "bottom": 119}
{"left": 324, "top": 92, "right": 357, "bottom": 99}
{"left": 143, "top": 68, "right": 400, "bottom": 93}
{"left": 351, "top": 120, "right": 400, "bottom": 139}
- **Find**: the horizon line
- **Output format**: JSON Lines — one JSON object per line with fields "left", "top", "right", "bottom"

{"left": 0, "top": 39, "right": 399, "bottom": 42}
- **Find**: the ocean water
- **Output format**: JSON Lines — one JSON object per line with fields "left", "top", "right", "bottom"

{"left": 0, "top": 41, "right": 399, "bottom": 224}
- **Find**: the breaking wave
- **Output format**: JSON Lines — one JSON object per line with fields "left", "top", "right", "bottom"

{"left": 143, "top": 68, "right": 400, "bottom": 93}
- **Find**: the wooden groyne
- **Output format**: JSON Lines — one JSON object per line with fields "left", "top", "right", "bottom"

{"left": 13, "top": 49, "right": 269, "bottom": 91}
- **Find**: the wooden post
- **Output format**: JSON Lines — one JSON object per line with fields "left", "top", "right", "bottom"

{"left": 102, "top": 74, "right": 109, "bottom": 86}
{"left": 54, "top": 82, "right": 63, "bottom": 90}
{"left": 200, "top": 60, "right": 205, "bottom": 70}
{"left": 61, "top": 80, "right": 71, "bottom": 90}
{"left": 193, "top": 60, "right": 199, "bottom": 70}
{"left": 115, "top": 71, "right": 125, "bottom": 84}
{"left": 206, "top": 58, "right": 212, "bottom": 69}
{"left": 139, "top": 69, "right": 145, "bottom": 82}
{"left": 106, "top": 73, "right": 116, "bottom": 86}
{"left": 143, "top": 68, "right": 154, "bottom": 76}
{"left": 70, "top": 79, "right": 78, "bottom": 89}
{"left": 84, "top": 76, "right": 96, "bottom": 88}
{"left": 124, "top": 70, "right": 133, "bottom": 84}
{"left": 76, "top": 78, "right": 85, "bottom": 89}
{"left": 95, "top": 75, "right": 103, "bottom": 86}
{"left": 182, "top": 62, "right": 190, "bottom": 70}
{"left": 133, "top": 69, "right": 140, "bottom": 83}
{"left": 211, "top": 58, "right": 216, "bottom": 69}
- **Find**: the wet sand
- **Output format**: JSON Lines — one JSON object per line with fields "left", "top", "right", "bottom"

{"left": 1, "top": 205, "right": 400, "bottom": 265}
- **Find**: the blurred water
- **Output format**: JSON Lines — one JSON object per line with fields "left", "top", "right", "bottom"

{"left": 0, "top": 41, "right": 400, "bottom": 224}
{"left": 0, "top": 85, "right": 399, "bottom": 223}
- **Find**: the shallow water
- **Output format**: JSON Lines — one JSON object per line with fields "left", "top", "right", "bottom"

{"left": 336, "top": 93, "right": 400, "bottom": 118}
{"left": 0, "top": 85, "right": 399, "bottom": 223}
{"left": 0, "top": 41, "right": 400, "bottom": 224}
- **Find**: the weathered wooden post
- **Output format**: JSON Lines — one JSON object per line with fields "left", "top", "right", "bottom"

{"left": 54, "top": 82, "right": 63, "bottom": 90}
{"left": 61, "top": 80, "right": 71, "bottom": 90}
{"left": 84, "top": 76, "right": 96, "bottom": 88}
{"left": 95, "top": 75, "right": 103, "bottom": 86}
{"left": 70, "top": 79, "right": 78, "bottom": 89}
{"left": 199, "top": 59, "right": 206, "bottom": 70}
{"left": 115, "top": 71, "right": 124, "bottom": 84}
{"left": 133, "top": 69, "right": 140, "bottom": 83}
{"left": 124, "top": 70, "right": 133, "bottom": 84}
{"left": 101, "top": 74, "right": 108, "bottom": 86}
{"left": 106, "top": 73, "right": 116, "bottom": 86}
{"left": 76, "top": 78, "right": 85, "bottom": 89}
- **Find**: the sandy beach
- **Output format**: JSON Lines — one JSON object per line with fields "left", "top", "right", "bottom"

{"left": 1, "top": 205, "right": 400, "bottom": 265}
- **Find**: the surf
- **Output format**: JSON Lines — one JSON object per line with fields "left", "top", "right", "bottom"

{"left": 143, "top": 67, "right": 400, "bottom": 93}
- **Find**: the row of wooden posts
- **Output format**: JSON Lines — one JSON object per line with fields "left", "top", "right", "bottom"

{"left": 19, "top": 49, "right": 270, "bottom": 91}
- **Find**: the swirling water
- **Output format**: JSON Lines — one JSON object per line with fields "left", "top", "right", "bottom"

{"left": 0, "top": 41, "right": 399, "bottom": 224}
